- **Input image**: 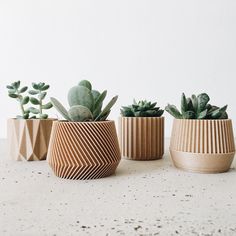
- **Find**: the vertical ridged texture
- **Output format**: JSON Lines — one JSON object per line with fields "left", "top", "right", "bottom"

{"left": 119, "top": 117, "right": 164, "bottom": 160}
{"left": 170, "top": 119, "right": 235, "bottom": 173}
{"left": 7, "top": 119, "right": 55, "bottom": 161}
{"left": 47, "top": 121, "right": 121, "bottom": 180}
{"left": 170, "top": 119, "right": 235, "bottom": 154}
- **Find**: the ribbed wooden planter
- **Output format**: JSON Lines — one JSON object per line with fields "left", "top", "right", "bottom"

{"left": 170, "top": 119, "right": 235, "bottom": 173}
{"left": 119, "top": 117, "right": 164, "bottom": 160}
{"left": 47, "top": 120, "right": 121, "bottom": 180}
{"left": 7, "top": 118, "right": 55, "bottom": 161}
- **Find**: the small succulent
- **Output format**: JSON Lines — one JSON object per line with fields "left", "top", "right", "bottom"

{"left": 28, "top": 82, "right": 53, "bottom": 119}
{"left": 7, "top": 81, "right": 30, "bottom": 119}
{"left": 120, "top": 100, "right": 164, "bottom": 117}
{"left": 50, "top": 80, "right": 118, "bottom": 122}
{"left": 165, "top": 93, "right": 228, "bottom": 119}
{"left": 7, "top": 81, "right": 53, "bottom": 119}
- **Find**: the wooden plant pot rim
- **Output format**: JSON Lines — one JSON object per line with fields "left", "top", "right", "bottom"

{"left": 7, "top": 118, "right": 56, "bottom": 161}
{"left": 120, "top": 116, "right": 164, "bottom": 119}
{"left": 119, "top": 116, "right": 164, "bottom": 160}
{"left": 170, "top": 118, "right": 235, "bottom": 173}
{"left": 55, "top": 120, "right": 115, "bottom": 124}
{"left": 47, "top": 120, "right": 121, "bottom": 180}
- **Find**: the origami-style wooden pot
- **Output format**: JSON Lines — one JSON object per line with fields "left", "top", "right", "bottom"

{"left": 47, "top": 120, "right": 121, "bottom": 180}
{"left": 119, "top": 117, "right": 164, "bottom": 160}
{"left": 7, "top": 118, "right": 55, "bottom": 161}
{"left": 170, "top": 119, "right": 235, "bottom": 173}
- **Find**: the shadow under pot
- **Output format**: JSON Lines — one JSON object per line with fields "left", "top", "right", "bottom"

{"left": 7, "top": 118, "right": 56, "bottom": 161}
{"left": 47, "top": 120, "right": 121, "bottom": 180}
{"left": 119, "top": 117, "right": 165, "bottom": 160}
{"left": 170, "top": 119, "right": 235, "bottom": 173}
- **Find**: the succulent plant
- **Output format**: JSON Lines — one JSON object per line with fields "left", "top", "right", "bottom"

{"left": 7, "top": 81, "right": 30, "bottom": 119}
{"left": 28, "top": 82, "right": 53, "bottom": 119}
{"left": 165, "top": 93, "right": 228, "bottom": 119}
{"left": 50, "top": 80, "right": 118, "bottom": 122}
{"left": 7, "top": 81, "right": 52, "bottom": 119}
{"left": 120, "top": 100, "right": 164, "bottom": 117}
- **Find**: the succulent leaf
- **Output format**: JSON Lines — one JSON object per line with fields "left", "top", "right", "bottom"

{"left": 68, "top": 105, "right": 93, "bottom": 122}
{"left": 78, "top": 80, "right": 92, "bottom": 91}
{"left": 50, "top": 97, "right": 71, "bottom": 121}
{"left": 165, "top": 104, "right": 182, "bottom": 119}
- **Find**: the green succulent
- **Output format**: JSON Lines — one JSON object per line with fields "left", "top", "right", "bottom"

{"left": 50, "top": 80, "right": 118, "bottom": 122}
{"left": 165, "top": 93, "right": 228, "bottom": 119}
{"left": 7, "top": 81, "right": 53, "bottom": 119}
{"left": 7, "top": 81, "right": 30, "bottom": 119}
{"left": 121, "top": 100, "right": 164, "bottom": 117}
{"left": 28, "top": 82, "right": 53, "bottom": 119}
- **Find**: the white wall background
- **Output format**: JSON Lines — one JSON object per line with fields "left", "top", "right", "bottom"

{"left": 0, "top": 0, "right": 236, "bottom": 138}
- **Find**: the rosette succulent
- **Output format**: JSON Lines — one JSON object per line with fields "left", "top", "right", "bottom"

{"left": 50, "top": 80, "right": 118, "bottom": 122}
{"left": 165, "top": 93, "right": 228, "bottom": 119}
{"left": 120, "top": 100, "right": 164, "bottom": 117}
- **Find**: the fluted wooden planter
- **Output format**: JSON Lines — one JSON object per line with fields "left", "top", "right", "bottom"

{"left": 170, "top": 119, "right": 235, "bottom": 173}
{"left": 119, "top": 117, "right": 164, "bottom": 160}
{"left": 47, "top": 120, "right": 121, "bottom": 180}
{"left": 7, "top": 118, "right": 55, "bottom": 161}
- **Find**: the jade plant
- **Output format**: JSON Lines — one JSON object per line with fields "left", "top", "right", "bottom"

{"left": 50, "top": 80, "right": 118, "bottom": 122}
{"left": 7, "top": 81, "right": 53, "bottom": 119}
{"left": 121, "top": 100, "right": 164, "bottom": 117}
{"left": 165, "top": 93, "right": 228, "bottom": 119}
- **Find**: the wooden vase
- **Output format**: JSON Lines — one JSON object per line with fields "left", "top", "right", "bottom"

{"left": 7, "top": 118, "right": 55, "bottom": 161}
{"left": 119, "top": 117, "right": 164, "bottom": 160}
{"left": 47, "top": 120, "right": 121, "bottom": 180}
{"left": 170, "top": 119, "right": 235, "bottom": 173}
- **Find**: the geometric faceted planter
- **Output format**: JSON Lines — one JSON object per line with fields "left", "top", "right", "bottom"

{"left": 119, "top": 117, "right": 164, "bottom": 160}
{"left": 47, "top": 120, "right": 121, "bottom": 180}
{"left": 7, "top": 118, "right": 55, "bottom": 161}
{"left": 170, "top": 119, "right": 235, "bottom": 173}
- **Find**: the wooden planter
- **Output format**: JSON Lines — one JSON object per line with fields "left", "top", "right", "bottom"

{"left": 170, "top": 119, "right": 235, "bottom": 173}
{"left": 119, "top": 117, "right": 164, "bottom": 160}
{"left": 47, "top": 120, "right": 121, "bottom": 180}
{"left": 7, "top": 118, "right": 55, "bottom": 161}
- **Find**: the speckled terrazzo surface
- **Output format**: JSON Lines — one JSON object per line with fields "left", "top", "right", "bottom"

{"left": 0, "top": 139, "right": 236, "bottom": 236}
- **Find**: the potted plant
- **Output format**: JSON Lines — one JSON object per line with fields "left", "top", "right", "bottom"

{"left": 166, "top": 93, "right": 235, "bottom": 173}
{"left": 7, "top": 81, "right": 55, "bottom": 161}
{"left": 47, "top": 80, "right": 121, "bottom": 180}
{"left": 119, "top": 100, "right": 164, "bottom": 160}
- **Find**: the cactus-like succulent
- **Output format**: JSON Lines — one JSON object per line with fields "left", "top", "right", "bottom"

{"left": 50, "top": 80, "right": 118, "bottom": 122}
{"left": 28, "top": 82, "right": 53, "bottom": 119}
{"left": 165, "top": 93, "right": 228, "bottom": 119}
{"left": 120, "top": 100, "right": 164, "bottom": 117}
{"left": 7, "top": 81, "right": 53, "bottom": 119}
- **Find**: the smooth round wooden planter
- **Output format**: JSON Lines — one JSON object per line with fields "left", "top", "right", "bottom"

{"left": 47, "top": 120, "right": 121, "bottom": 180}
{"left": 170, "top": 119, "right": 235, "bottom": 173}
{"left": 119, "top": 117, "right": 164, "bottom": 160}
{"left": 7, "top": 118, "right": 55, "bottom": 161}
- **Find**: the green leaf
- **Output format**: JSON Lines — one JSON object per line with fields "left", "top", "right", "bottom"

{"left": 42, "top": 102, "right": 53, "bottom": 109}
{"left": 41, "top": 85, "right": 50, "bottom": 91}
{"left": 93, "top": 90, "right": 107, "bottom": 117}
{"left": 38, "top": 92, "right": 47, "bottom": 100}
{"left": 197, "top": 93, "right": 210, "bottom": 113}
{"left": 19, "top": 86, "right": 28, "bottom": 93}
{"left": 14, "top": 81, "right": 20, "bottom": 89}
{"left": 30, "top": 97, "right": 40, "bottom": 105}
{"left": 197, "top": 109, "right": 208, "bottom": 119}
{"left": 68, "top": 105, "right": 93, "bottom": 122}
{"left": 95, "top": 95, "right": 118, "bottom": 121}
{"left": 39, "top": 114, "right": 48, "bottom": 119}
{"left": 99, "top": 110, "right": 111, "bottom": 121}
{"left": 8, "top": 93, "right": 18, "bottom": 98}
{"left": 28, "top": 107, "right": 40, "bottom": 114}
{"left": 23, "top": 113, "right": 29, "bottom": 119}
{"left": 29, "top": 90, "right": 39, "bottom": 95}
{"left": 21, "top": 96, "right": 29, "bottom": 105}
{"left": 182, "top": 111, "right": 195, "bottom": 119}
{"left": 6, "top": 85, "right": 14, "bottom": 90}
{"left": 165, "top": 104, "right": 183, "bottom": 119}
{"left": 50, "top": 97, "right": 71, "bottom": 121}
{"left": 78, "top": 80, "right": 92, "bottom": 90}
{"left": 191, "top": 95, "right": 198, "bottom": 112}
{"left": 38, "top": 82, "right": 45, "bottom": 89}
{"left": 181, "top": 93, "right": 188, "bottom": 114}
{"left": 32, "top": 83, "right": 39, "bottom": 90}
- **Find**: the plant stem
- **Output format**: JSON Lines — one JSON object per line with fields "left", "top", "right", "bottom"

{"left": 16, "top": 89, "right": 25, "bottom": 116}
{"left": 39, "top": 91, "right": 42, "bottom": 116}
